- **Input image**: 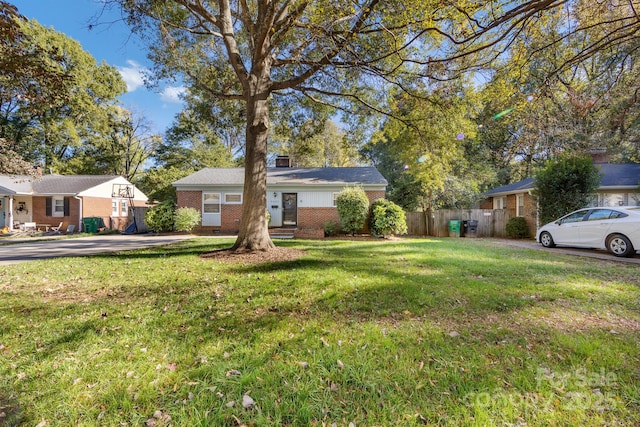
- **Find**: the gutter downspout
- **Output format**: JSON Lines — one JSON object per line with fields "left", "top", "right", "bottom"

{"left": 74, "top": 195, "right": 82, "bottom": 232}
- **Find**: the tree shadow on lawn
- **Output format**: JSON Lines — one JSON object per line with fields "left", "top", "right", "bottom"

{"left": 32, "top": 237, "right": 638, "bottom": 352}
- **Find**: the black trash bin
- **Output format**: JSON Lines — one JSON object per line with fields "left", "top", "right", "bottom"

{"left": 466, "top": 219, "right": 478, "bottom": 238}
{"left": 462, "top": 220, "right": 468, "bottom": 237}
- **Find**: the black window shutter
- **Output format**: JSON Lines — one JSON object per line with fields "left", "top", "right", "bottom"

{"left": 63, "top": 197, "right": 70, "bottom": 216}
{"left": 45, "top": 197, "right": 52, "bottom": 217}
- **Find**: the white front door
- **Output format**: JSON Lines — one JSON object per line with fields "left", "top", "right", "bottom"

{"left": 202, "top": 193, "right": 221, "bottom": 226}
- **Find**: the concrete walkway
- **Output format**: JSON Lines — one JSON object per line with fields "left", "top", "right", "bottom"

{"left": 0, "top": 234, "right": 199, "bottom": 265}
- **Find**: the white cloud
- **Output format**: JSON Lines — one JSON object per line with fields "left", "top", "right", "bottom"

{"left": 160, "top": 85, "right": 186, "bottom": 103}
{"left": 117, "top": 60, "right": 147, "bottom": 92}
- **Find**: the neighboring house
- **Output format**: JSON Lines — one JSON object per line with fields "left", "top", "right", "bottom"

{"left": 481, "top": 163, "right": 640, "bottom": 236}
{"left": 173, "top": 160, "right": 387, "bottom": 238}
{"left": 0, "top": 174, "right": 148, "bottom": 233}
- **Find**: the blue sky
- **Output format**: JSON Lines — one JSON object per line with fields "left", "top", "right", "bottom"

{"left": 12, "top": 0, "right": 184, "bottom": 133}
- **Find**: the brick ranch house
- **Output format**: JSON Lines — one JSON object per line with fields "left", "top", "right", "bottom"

{"left": 173, "top": 162, "right": 388, "bottom": 238}
{"left": 0, "top": 174, "right": 148, "bottom": 233}
{"left": 481, "top": 163, "right": 640, "bottom": 236}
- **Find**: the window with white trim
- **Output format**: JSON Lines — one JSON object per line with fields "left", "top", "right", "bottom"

{"left": 53, "top": 197, "right": 65, "bottom": 217}
{"left": 203, "top": 193, "right": 221, "bottom": 213}
{"left": 332, "top": 192, "right": 339, "bottom": 206}
{"left": 224, "top": 193, "right": 242, "bottom": 204}
{"left": 112, "top": 200, "right": 118, "bottom": 216}
{"left": 516, "top": 194, "right": 525, "bottom": 216}
{"left": 121, "top": 199, "right": 128, "bottom": 216}
{"left": 493, "top": 196, "right": 507, "bottom": 210}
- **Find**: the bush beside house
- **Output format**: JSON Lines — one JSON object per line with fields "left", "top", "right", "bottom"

{"left": 336, "top": 186, "right": 370, "bottom": 235}
{"left": 370, "top": 199, "right": 407, "bottom": 237}
{"left": 505, "top": 216, "right": 529, "bottom": 239}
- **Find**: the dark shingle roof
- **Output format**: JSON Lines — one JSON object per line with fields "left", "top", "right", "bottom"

{"left": 598, "top": 163, "right": 640, "bottom": 187}
{"left": 484, "top": 177, "right": 534, "bottom": 196}
{"left": 173, "top": 167, "right": 388, "bottom": 186}
{"left": 485, "top": 163, "right": 640, "bottom": 196}
{"left": 32, "top": 175, "right": 120, "bottom": 194}
{"left": 0, "top": 174, "right": 122, "bottom": 195}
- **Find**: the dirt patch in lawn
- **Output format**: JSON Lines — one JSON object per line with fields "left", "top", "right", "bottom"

{"left": 200, "top": 247, "right": 307, "bottom": 264}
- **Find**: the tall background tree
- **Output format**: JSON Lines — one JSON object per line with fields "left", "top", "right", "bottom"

{"left": 0, "top": 1, "right": 68, "bottom": 174}
{"left": 1, "top": 16, "right": 127, "bottom": 172}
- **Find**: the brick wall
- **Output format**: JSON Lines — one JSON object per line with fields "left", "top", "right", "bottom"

{"left": 366, "top": 191, "right": 386, "bottom": 203}
{"left": 30, "top": 196, "right": 133, "bottom": 232}
{"left": 297, "top": 207, "right": 340, "bottom": 230}
{"left": 178, "top": 190, "right": 202, "bottom": 211}
{"left": 523, "top": 193, "right": 537, "bottom": 237}
{"left": 31, "top": 196, "right": 80, "bottom": 232}
{"left": 221, "top": 204, "right": 242, "bottom": 233}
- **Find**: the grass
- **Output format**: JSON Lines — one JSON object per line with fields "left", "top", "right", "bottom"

{"left": 0, "top": 237, "right": 638, "bottom": 426}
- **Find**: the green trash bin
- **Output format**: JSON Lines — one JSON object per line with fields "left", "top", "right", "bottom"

{"left": 83, "top": 217, "right": 99, "bottom": 233}
{"left": 448, "top": 220, "right": 461, "bottom": 238}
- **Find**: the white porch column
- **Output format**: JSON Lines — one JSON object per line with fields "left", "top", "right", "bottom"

{"left": 8, "top": 196, "right": 14, "bottom": 228}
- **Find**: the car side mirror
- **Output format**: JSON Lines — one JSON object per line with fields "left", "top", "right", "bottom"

{"left": 555, "top": 220, "right": 562, "bottom": 225}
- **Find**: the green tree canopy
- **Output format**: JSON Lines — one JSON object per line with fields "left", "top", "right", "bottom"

{"left": 0, "top": 11, "right": 127, "bottom": 172}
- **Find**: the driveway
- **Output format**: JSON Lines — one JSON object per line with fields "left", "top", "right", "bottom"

{"left": 495, "top": 239, "right": 640, "bottom": 265}
{"left": 0, "top": 234, "right": 198, "bottom": 265}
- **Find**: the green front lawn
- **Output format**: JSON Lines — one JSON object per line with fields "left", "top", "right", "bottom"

{"left": 1, "top": 238, "right": 638, "bottom": 426}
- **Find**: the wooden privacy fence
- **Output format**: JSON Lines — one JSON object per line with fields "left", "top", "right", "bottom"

{"left": 406, "top": 209, "right": 514, "bottom": 237}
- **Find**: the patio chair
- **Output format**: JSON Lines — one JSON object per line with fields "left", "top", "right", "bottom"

{"left": 50, "top": 222, "right": 63, "bottom": 234}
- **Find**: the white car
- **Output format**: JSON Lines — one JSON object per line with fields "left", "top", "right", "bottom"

{"left": 536, "top": 207, "right": 640, "bottom": 257}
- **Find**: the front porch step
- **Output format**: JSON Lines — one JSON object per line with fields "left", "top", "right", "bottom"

{"left": 269, "top": 228, "right": 296, "bottom": 239}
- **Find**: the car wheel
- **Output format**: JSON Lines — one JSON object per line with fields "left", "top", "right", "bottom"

{"left": 607, "top": 234, "right": 635, "bottom": 257}
{"left": 539, "top": 231, "right": 555, "bottom": 248}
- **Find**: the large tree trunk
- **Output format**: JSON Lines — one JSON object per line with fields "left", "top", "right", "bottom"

{"left": 231, "top": 73, "right": 275, "bottom": 252}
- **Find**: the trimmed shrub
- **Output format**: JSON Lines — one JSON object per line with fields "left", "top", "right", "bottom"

{"left": 506, "top": 216, "right": 529, "bottom": 239}
{"left": 174, "top": 207, "right": 201, "bottom": 233}
{"left": 324, "top": 220, "right": 340, "bottom": 237}
{"left": 370, "top": 198, "right": 407, "bottom": 237}
{"left": 145, "top": 200, "right": 176, "bottom": 233}
{"left": 336, "top": 186, "right": 370, "bottom": 235}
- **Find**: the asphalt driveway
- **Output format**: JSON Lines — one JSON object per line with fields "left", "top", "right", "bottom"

{"left": 0, "top": 234, "right": 198, "bottom": 265}
{"left": 496, "top": 238, "right": 640, "bottom": 265}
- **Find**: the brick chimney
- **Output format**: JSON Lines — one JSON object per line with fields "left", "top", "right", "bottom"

{"left": 275, "top": 155, "right": 292, "bottom": 168}
{"left": 589, "top": 149, "right": 609, "bottom": 164}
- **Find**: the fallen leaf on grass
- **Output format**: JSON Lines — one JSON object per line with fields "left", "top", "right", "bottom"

{"left": 145, "top": 409, "right": 171, "bottom": 427}
{"left": 226, "top": 369, "right": 241, "bottom": 377}
{"left": 242, "top": 394, "right": 256, "bottom": 408}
